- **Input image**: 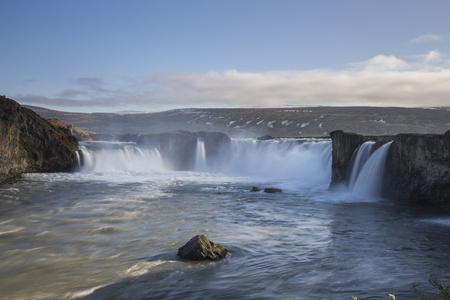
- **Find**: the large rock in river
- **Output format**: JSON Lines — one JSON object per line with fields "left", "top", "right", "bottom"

{"left": 177, "top": 235, "right": 228, "bottom": 261}
{"left": 0, "top": 96, "right": 79, "bottom": 184}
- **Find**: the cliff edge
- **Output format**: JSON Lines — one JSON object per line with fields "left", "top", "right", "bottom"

{"left": 0, "top": 96, "right": 79, "bottom": 184}
{"left": 383, "top": 132, "right": 450, "bottom": 207}
{"left": 329, "top": 130, "right": 450, "bottom": 208}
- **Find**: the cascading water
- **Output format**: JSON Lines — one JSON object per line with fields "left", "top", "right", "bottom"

{"left": 195, "top": 138, "right": 207, "bottom": 171}
{"left": 226, "top": 138, "right": 332, "bottom": 183}
{"left": 350, "top": 142, "right": 393, "bottom": 198}
{"left": 348, "top": 141, "right": 375, "bottom": 189}
{"left": 75, "top": 138, "right": 333, "bottom": 184}
{"left": 77, "top": 143, "right": 165, "bottom": 173}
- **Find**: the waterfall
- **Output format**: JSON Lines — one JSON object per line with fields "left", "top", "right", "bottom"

{"left": 77, "top": 143, "right": 165, "bottom": 172}
{"left": 226, "top": 138, "right": 332, "bottom": 183}
{"left": 74, "top": 150, "right": 82, "bottom": 170}
{"left": 195, "top": 138, "right": 207, "bottom": 171}
{"left": 348, "top": 141, "right": 375, "bottom": 189}
{"left": 351, "top": 142, "right": 393, "bottom": 198}
{"left": 75, "top": 139, "right": 333, "bottom": 183}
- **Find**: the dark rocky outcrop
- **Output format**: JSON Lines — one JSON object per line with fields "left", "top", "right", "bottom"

{"left": 177, "top": 235, "right": 228, "bottom": 261}
{"left": 264, "top": 187, "right": 283, "bottom": 193}
{"left": 329, "top": 130, "right": 450, "bottom": 208}
{"left": 137, "top": 130, "right": 231, "bottom": 170}
{"left": 0, "top": 96, "right": 79, "bottom": 184}
{"left": 382, "top": 132, "right": 450, "bottom": 207}
{"left": 251, "top": 186, "right": 261, "bottom": 192}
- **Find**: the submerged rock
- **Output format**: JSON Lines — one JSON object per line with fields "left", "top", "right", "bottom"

{"left": 251, "top": 186, "right": 261, "bottom": 192}
{"left": 177, "top": 235, "right": 228, "bottom": 261}
{"left": 264, "top": 188, "right": 282, "bottom": 193}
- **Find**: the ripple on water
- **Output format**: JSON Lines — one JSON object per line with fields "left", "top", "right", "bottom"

{"left": 85, "top": 226, "right": 124, "bottom": 235}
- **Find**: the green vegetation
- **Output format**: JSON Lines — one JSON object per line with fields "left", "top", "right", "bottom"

{"left": 350, "top": 275, "right": 450, "bottom": 300}
{"left": 413, "top": 274, "right": 450, "bottom": 300}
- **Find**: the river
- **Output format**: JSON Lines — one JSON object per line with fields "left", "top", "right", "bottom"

{"left": 0, "top": 138, "right": 449, "bottom": 299}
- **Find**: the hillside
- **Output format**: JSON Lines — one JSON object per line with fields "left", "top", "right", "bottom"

{"left": 26, "top": 105, "right": 450, "bottom": 137}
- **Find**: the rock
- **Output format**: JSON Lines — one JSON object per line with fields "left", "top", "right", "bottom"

{"left": 0, "top": 96, "right": 79, "bottom": 184}
{"left": 177, "top": 235, "right": 228, "bottom": 261}
{"left": 257, "top": 135, "right": 273, "bottom": 140}
{"left": 383, "top": 132, "right": 450, "bottom": 207}
{"left": 48, "top": 118, "right": 94, "bottom": 142}
{"left": 264, "top": 187, "right": 282, "bottom": 193}
{"left": 251, "top": 186, "right": 261, "bottom": 192}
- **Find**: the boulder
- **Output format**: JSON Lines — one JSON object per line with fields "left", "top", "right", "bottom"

{"left": 251, "top": 186, "right": 261, "bottom": 192}
{"left": 264, "top": 187, "right": 282, "bottom": 193}
{"left": 177, "top": 235, "right": 228, "bottom": 261}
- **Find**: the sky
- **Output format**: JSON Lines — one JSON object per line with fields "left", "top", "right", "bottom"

{"left": 1, "top": 0, "right": 450, "bottom": 113}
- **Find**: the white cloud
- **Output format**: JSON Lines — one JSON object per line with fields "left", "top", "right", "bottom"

{"left": 410, "top": 33, "right": 445, "bottom": 43}
{"left": 424, "top": 50, "right": 442, "bottom": 63}
{"left": 16, "top": 52, "right": 450, "bottom": 111}
{"left": 348, "top": 55, "right": 408, "bottom": 71}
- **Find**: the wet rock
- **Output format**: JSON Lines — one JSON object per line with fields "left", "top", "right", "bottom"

{"left": 383, "top": 132, "right": 450, "bottom": 207}
{"left": 264, "top": 188, "right": 282, "bottom": 193}
{"left": 251, "top": 186, "right": 261, "bottom": 192}
{"left": 177, "top": 235, "right": 228, "bottom": 261}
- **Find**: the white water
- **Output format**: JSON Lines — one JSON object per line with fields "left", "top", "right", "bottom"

{"left": 351, "top": 142, "right": 393, "bottom": 198}
{"left": 348, "top": 141, "right": 375, "bottom": 189}
{"left": 77, "top": 139, "right": 333, "bottom": 187}
{"left": 79, "top": 143, "right": 165, "bottom": 173}
{"left": 195, "top": 138, "right": 207, "bottom": 171}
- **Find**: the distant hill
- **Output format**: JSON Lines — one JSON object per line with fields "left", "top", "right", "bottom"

{"left": 25, "top": 105, "right": 450, "bottom": 137}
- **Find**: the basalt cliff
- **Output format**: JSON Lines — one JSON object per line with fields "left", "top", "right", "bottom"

{"left": 0, "top": 96, "right": 79, "bottom": 184}
{"left": 330, "top": 130, "right": 450, "bottom": 208}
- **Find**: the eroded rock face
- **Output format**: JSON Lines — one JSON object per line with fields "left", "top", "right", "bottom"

{"left": 383, "top": 132, "right": 450, "bottom": 207}
{"left": 0, "top": 96, "right": 79, "bottom": 184}
{"left": 177, "top": 235, "right": 228, "bottom": 261}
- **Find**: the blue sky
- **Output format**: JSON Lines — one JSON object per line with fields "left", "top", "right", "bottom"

{"left": 1, "top": 0, "right": 450, "bottom": 112}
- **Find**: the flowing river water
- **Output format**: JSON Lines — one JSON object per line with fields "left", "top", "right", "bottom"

{"left": 0, "top": 138, "right": 449, "bottom": 299}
